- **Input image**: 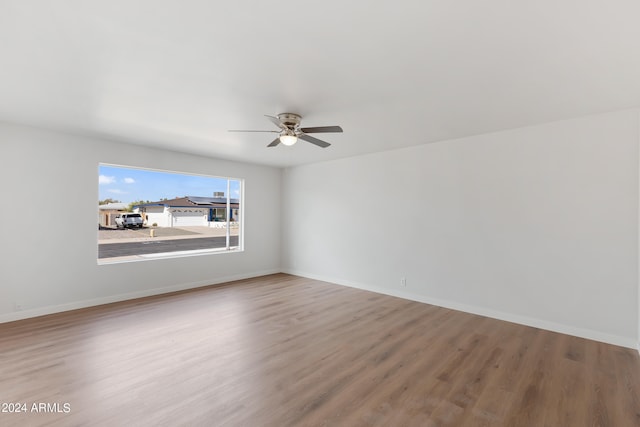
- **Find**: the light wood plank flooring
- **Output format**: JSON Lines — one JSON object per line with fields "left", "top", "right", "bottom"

{"left": 1, "top": 274, "right": 639, "bottom": 426}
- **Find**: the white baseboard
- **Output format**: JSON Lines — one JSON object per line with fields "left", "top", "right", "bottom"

{"left": 0, "top": 269, "right": 281, "bottom": 324}
{"left": 284, "top": 269, "right": 637, "bottom": 350}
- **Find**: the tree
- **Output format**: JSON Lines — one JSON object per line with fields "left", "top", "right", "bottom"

{"left": 127, "top": 200, "right": 152, "bottom": 212}
{"left": 99, "top": 198, "right": 121, "bottom": 205}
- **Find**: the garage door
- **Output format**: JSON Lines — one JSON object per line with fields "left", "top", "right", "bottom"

{"left": 172, "top": 210, "right": 206, "bottom": 226}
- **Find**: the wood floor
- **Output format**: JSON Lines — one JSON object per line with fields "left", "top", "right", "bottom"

{"left": 1, "top": 274, "right": 639, "bottom": 426}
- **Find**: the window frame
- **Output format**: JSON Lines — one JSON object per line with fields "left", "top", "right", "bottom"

{"left": 97, "top": 163, "right": 244, "bottom": 265}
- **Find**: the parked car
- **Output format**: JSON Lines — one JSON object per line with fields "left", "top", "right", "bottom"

{"left": 115, "top": 213, "right": 144, "bottom": 228}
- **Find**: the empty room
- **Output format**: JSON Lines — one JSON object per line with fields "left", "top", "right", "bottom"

{"left": 1, "top": 1, "right": 640, "bottom": 426}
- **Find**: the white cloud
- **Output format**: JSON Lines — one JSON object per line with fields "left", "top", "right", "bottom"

{"left": 108, "top": 189, "right": 127, "bottom": 194}
{"left": 99, "top": 175, "right": 116, "bottom": 185}
{"left": 123, "top": 177, "right": 135, "bottom": 184}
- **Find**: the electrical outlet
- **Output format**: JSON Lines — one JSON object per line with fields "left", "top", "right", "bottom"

{"left": 13, "top": 302, "right": 23, "bottom": 311}
{"left": 400, "top": 277, "right": 407, "bottom": 287}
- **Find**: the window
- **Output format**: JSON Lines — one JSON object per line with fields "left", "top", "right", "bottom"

{"left": 98, "top": 164, "right": 242, "bottom": 263}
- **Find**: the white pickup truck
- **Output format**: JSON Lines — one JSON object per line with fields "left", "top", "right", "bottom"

{"left": 114, "top": 213, "right": 144, "bottom": 228}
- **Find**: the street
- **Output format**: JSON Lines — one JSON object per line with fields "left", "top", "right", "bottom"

{"left": 98, "top": 235, "right": 239, "bottom": 259}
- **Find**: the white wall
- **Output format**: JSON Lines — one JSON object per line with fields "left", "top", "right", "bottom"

{"left": 0, "top": 122, "right": 282, "bottom": 322}
{"left": 140, "top": 206, "right": 167, "bottom": 228}
{"left": 2, "top": 111, "right": 639, "bottom": 349}
{"left": 283, "top": 109, "right": 640, "bottom": 348}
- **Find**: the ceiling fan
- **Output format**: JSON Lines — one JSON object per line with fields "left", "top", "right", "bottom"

{"left": 229, "top": 113, "right": 343, "bottom": 148}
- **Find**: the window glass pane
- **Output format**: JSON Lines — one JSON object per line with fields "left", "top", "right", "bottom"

{"left": 98, "top": 164, "right": 243, "bottom": 263}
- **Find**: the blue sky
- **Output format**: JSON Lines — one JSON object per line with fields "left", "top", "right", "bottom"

{"left": 99, "top": 164, "right": 241, "bottom": 204}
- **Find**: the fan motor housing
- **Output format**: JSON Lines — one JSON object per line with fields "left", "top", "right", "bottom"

{"left": 278, "top": 113, "right": 301, "bottom": 129}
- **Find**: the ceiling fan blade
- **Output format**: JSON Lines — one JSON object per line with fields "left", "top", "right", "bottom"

{"left": 267, "top": 137, "right": 281, "bottom": 147}
{"left": 265, "top": 115, "right": 283, "bottom": 129}
{"left": 299, "top": 133, "right": 331, "bottom": 148}
{"left": 228, "top": 130, "right": 279, "bottom": 133}
{"left": 299, "top": 125, "right": 343, "bottom": 134}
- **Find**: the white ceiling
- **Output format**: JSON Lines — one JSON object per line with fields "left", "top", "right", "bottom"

{"left": 2, "top": 1, "right": 640, "bottom": 167}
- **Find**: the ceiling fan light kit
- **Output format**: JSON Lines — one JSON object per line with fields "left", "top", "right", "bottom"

{"left": 229, "top": 112, "right": 343, "bottom": 148}
{"left": 279, "top": 134, "right": 298, "bottom": 146}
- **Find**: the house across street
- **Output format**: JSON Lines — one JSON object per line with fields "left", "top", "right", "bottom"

{"left": 134, "top": 195, "right": 240, "bottom": 228}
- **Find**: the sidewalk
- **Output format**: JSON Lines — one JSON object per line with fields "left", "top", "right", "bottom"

{"left": 98, "top": 226, "right": 238, "bottom": 244}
